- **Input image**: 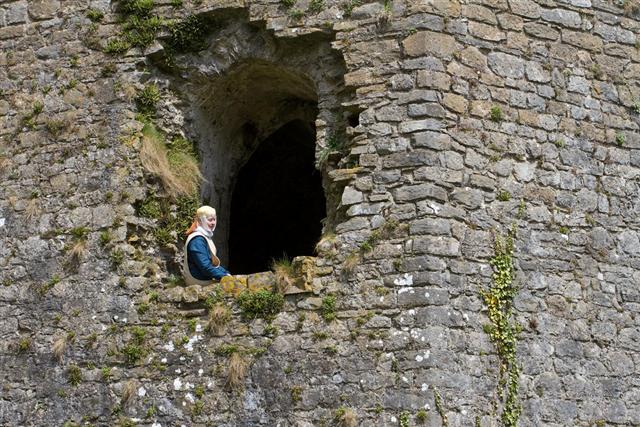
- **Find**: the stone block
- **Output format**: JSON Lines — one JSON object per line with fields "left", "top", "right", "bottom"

{"left": 402, "top": 31, "right": 460, "bottom": 59}
{"left": 487, "top": 52, "right": 525, "bottom": 78}
{"left": 508, "top": 0, "right": 541, "bottom": 18}
{"left": 28, "top": 0, "right": 60, "bottom": 20}
{"left": 562, "top": 30, "right": 604, "bottom": 52}
{"left": 541, "top": 8, "right": 582, "bottom": 28}
{"left": 413, "top": 236, "right": 460, "bottom": 256}
{"left": 393, "top": 183, "right": 448, "bottom": 202}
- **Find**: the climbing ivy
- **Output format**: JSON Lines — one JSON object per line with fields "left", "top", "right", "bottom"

{"left": 480, "top": 226, "right": 521, "bottom": 427}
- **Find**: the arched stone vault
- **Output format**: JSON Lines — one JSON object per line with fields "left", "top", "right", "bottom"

{"left": 156, "top": 9, "right": 351, "bottom": 263}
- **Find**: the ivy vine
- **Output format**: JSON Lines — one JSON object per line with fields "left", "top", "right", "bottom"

{"left": 480, "top": 226, "right": 521, "bottom": 426}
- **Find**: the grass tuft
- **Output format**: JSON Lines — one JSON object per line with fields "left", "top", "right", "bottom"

{"left": 140, "top": 123, "right": 202, "bottom": 198}
{"left": 226, "top": 352, "right": 248, "bottom": 390}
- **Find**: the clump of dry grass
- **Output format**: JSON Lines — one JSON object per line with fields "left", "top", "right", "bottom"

{"left": 121, "top": 379, "right": 137, "bottom": 406}
{"left": 139, "top": 123, "right": 202, "bottom": 198}
{"left": 226, "top": 352, "right": 248, "bottom": 390}
{"left": 206, "top": 304, "right": 231, "bottom": 336}
{"left": 271, "top": 256, "right": 294, "bottom": 294}
{"left": 335, "top": 407, "right": 357, "bottom": 427}
{"left": 342, "top": 251, "right": 360, "bottom": 275}
{"left": 52, "top": 335, "right": 67, "bottom": 363}
{"left": 25, "top": 198, "right": 40, "bottom": 221}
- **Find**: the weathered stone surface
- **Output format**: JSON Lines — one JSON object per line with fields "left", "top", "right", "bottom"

{"left": 402, "top": 31, "right": 460, "bottom": 59}
{"left": 28, "top": 0, "right": 60, "bottom": 20}
{"left": 488, "top": 52, "right": 525, "bottom": 78}
{"left": 2, "top": 1, "right": 640, "bottom": 427}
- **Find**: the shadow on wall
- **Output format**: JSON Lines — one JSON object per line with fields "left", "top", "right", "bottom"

{"left": 228, "top": 119, "right": 326, "bottom": 274}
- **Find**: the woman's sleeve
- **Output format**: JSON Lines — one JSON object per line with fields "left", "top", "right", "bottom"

{"left": 188, "top": 237, "right": 219, "bottom": 279}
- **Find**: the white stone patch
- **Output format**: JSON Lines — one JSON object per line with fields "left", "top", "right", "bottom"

{"left": 161, "top": 358, "right": 167, "bottom": 363}
{"left": 185, "top": 392, "right": 195, "bottom": 403}
{"left": 401, "top": 376, "right": 409, "bottom": 383}
{"left": 91, "top": 315, "right": 96, "bottom": 320}
{"left": 173, "top": 377, "right": 183, "bottom": 391}
{"left": 198, "top": 369, "right": 203, "bottom": 376}
{"left": 207, "top": 381, "right": 213, "bottom": 389}
{"left": 122, "top": 318, "right": 128, "bottom": 323}
{"left": 408, "top": 309, "right": 415, "bottom": 315}
{"left": 101, "top": 325, "right": 107, "bottom": 331}
{"left": 183, "top": 335, "right": 201, "bottom": 352}
{"left": 391, "top": 416, "right": 397, "bottom": 422}
{"left": 137, "top": 386, "right": 146, "bottom": 397}
{"left": 597, "top": 272, "right": 604, "bottom": 280}
{"left": 175, "top": 369, "right": 182, "bottom": 374}
{"left": 163, "top": 341, "right": 174, "bottom": 352}
{"left": 195, "top": 324, "right": 203, "bottom": 332}
{"left": 0, "top": 218, "right": 5, "bottom": 227}
{"left": 179, "top": 356, "right": 185, "bottom": 361}
{"left": 185, "top": 382, "right": 194, "bottom": 390}
{"left": 152, "top": 423, "right": 162, "bottom": 427}
{"left": 421, "top": 383, "right": 428, "bottom": 391}
{"left": 394, "top": 273, "right": 413, "bottom": 286}
{"left": 425, "top": 292, "right": 430, "bottom": 298}
{"left": 416, "top": 354, "right": 424, "bottom": 362}
{"left": 463, "top": 313, "right": 469, "bottom": 321}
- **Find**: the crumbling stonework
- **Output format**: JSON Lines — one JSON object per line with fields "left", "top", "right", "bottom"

{"left": 1, "top": 0, "right": 640, "bottom": 426}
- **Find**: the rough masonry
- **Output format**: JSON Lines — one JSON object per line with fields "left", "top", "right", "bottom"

{"left": 1, "top": 0, "right": 639, "bottom": 426}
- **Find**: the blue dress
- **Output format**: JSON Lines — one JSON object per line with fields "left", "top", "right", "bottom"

{"left": 187, "top": 236, "right": 231, "bottom": 280}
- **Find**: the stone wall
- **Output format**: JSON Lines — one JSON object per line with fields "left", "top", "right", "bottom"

{"left": 1, "top": 0, "right": 640, "bottom": 426}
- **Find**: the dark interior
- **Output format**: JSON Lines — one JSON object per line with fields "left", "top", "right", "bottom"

{"left": 228, "top": 120, "right": 326, "bottom": 274}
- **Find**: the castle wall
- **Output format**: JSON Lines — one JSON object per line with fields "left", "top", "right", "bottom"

{"left": 1, "top": 0, "right": 639, "bottom": 426}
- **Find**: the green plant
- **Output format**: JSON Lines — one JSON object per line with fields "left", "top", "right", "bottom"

{"left": 632, "top": 101, "right": 640, "bottom": 114}
{"left": 341, "top": 0, "right": 363, "bottom": 17}
{"left": 480, "top": 227, "right": 521, "bottom": 426}
{"left": 214, "top": 344, "right": 239, "bottom": 356}
{"left": 497, "top": 190, "right": 511, "bottom": 202}
{"left": 32, "top": 101, "right": 44, "bottom": 115}
{"left": 281, "top": 0, "right": 296, "bottom": 7}
{"left": 416, "top": 409, "right": 428, "bottom": 424}
{"left": 17, "top": 337, "right": 31, "bottom": 353}
{"left": 490, "top": 106, "right": 503, "bottom": 122}
{"left": 434, "top": 388, "right": 448, "bottom": 426}
{"left": 615, "top": 132, "right": 625, "bottom": 146}
{"left": 171, "top": 0, "right": 183, "bottom": 7}
{"left": 86, "top": 9, "right": 104, "bottom": 22}
{"left": 67, "top": 364, "right": 82, "bottom": 386}
{"left": 136, "top": 84, "right": 160, "bottom": 116}
{"left": 288, "top": 9, "right": 305, "bottom": 19}
{"left": 99, "top": 230, "right": 112, "bottom": 246}
{"left": 291, "top": 385, "right": 303, "bottom": 402}
{"left": 317, "top": 131, "right": 345, "bottom": 167}
{"left": 559, "top": 226, "right": 569, "bottom": 235}
{"left": 194, "top": 384, "right": 205, "bottom": 399}
{"left": 166, "top": 15, "right": 212, "bottom": 52}
{"left": 553, "top": 138, "right": 565, "bottom": 148}
{"left": 138, "top": 196, "right": 162, "bottom": 218}
{"left": 137, "top": 302, "right": 150, "bottom": 315}
{"left": 122, "top": 344, "right": 146, "bottom": 365}
{"left": 192, "top": 400, "right": 204, "bottom": 415}
{"left": 321, "top": 295, "right": 337, "bottom": 321}
{"left": 236, "top": 289, "right": 284, "bottom": 320}
{"left": 110, "top": 248, "right": 125, "bottom": 268}
{"left": 399, "top": 411, "right": 410, "bottom": 427}
{"left": 309, "top": 0, "right": 325, "bottom": 13}
{"left": 46, "top": 119, "right": 67, "bottom": 138}
{"left": 104, "top": 38, "right": 130, "bottom": 54}
{"left": 96, "top": 366, "right": 110, "bottom": 382}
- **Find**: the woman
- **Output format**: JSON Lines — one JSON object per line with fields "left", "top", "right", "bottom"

{"left": 182, "top": 205, "right": 231, "bottom": 285}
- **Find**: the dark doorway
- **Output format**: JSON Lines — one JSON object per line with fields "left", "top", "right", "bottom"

{"left": 228, "top": 120, "right": 326, "bottom": 273}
